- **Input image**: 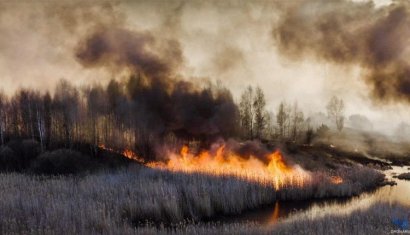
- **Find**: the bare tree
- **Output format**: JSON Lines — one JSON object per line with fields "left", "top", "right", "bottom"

{"left": 54, "top": 80, "right": 80, "bottom": 147}
{"left": 239, "top": 86, "right": 254, "bottom": 139}
{"left": 326, "top": 96, "right": 345, "bottom": 131}
{"left": 290, "top": 102, "right": 304, "bottom": 141}
{"left": 106, "top": 79, "right": 123, "bottom": 147}
{"left": 36, "top": 102, "right": 45, "bottom": 152}
{"left": 0, "top": 92, "right": 7, "bottom": 145}
{"left": 17, "top": 90, "right": 33, "bottom": 139}
{"left": 253, "top": 87, "right": 267, "bottom": 140}
{"left": 264, "top": 111, "right": 275, "bottom": 141}
{"left": 305, "top": 118, "right": 314, "bottom": 145}
{"left": 43, "top": 93, "right": 52, "bottom": 148}
{"left": 276, "top": 102, "right": 289, "bottom": 139}
{"left": 86, "top": 85, "right": 107, "bottom": 146}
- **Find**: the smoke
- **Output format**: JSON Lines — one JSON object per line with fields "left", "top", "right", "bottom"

{"left": 273, "top": 0, "right": 410, "bottom": 103}
{"left": 1, "top": 0, "right": 410, "bottom": 135}
{"left": 226, "top": 139, "right": 272, "bottom": 163}
{"left": 0, "top": 1, "right": 126, "bottom": 92}
{"left": 211, "top": 45, "right": 246, "bottom": 74}
{"left": 75, "top": 23, "right": 238, "bottom": 142}
{"left": 76, "top": 27, "right": 183, "bottom": 80}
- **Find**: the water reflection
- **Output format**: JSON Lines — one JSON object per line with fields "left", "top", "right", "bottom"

{"left": 274, "top": 166, "right": 410, "bottom": 223}
{"left": 268, "top": 201, "right": 280, "bottom": 225}
{"left": 221, "top": 166, "right": 410, "bottom": 224}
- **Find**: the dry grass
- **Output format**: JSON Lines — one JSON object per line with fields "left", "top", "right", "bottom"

{"left": 0, "top": 165, "right": 384, "bottom": 234}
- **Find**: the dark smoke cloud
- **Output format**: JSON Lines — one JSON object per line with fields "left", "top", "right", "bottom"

{"left": 75, "top": 25, "right": 238, "bottom": 142}
{"left": 76, "top": 27, "right": 183, "bottom": 80}
{"left": 273, "top": 0, "right": 410, "bottom": 103}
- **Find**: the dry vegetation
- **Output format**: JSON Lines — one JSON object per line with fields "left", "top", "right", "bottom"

{"left": 396, "top": 172, "right": 410, "bottom": 180}
{"left": 0, "top": 164, "right": 384, "bottom": 234}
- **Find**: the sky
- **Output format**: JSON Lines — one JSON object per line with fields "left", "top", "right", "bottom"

{"left": 0, "top": 0, "right": 408, "bottom": 134}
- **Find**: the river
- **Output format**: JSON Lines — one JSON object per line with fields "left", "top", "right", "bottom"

{"left": 218, "top": 166, "right": 410, "bottom": 225}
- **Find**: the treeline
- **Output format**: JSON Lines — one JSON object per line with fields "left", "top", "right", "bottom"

{"left": 238, "top": 86, "right": 345, "bottom": 144}
{"left": 0, "top": 77, "right": 345, "bottom": 160}
{"left": 0, "top": 79, "right": 136, "bottom": 152}
{"left": 238, "top": 86, "right": 306, "bottom": 142}
{"left": 0, "top": 75, "right": 239, "bottom": 159}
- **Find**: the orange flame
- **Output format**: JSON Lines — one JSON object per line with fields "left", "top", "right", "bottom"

{"left": 147, "top": 145, "right": 310, "bottom": 189}
{"left": 99, "top": 144, "right": 144, "bottom": 163}
{"left": 330, "top": 176, "right": 344, "bottom": 184}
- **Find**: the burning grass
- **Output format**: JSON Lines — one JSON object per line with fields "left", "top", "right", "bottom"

{"left": 99, "top": 144, "right": 145, "bottom": 163}
{"left": 144, "top": 144, "right": 385, "bottom": 200}
{"left": 147, "top": 145, "right": 309, "bottom": 189}
{"left": 0, "top": 163, "right": 384, "bottom": 234}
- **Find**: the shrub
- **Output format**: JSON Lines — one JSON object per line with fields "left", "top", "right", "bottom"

{"left": 0, "top": 140, "right": 41, "bottom": 171}
{"left": 21, "top": 139, "right": 41, "bottom": 161}
{"left": 31, "top": 149, "right": 101, "bottom": 175}
{"left": 396, "top": 172, "right": 410, "bottom": 180}
{"left": 0, "top": 146, "right": 18, "bottom": 171}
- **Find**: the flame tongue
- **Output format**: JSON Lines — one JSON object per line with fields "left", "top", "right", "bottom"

{"left": 147, "top": 145, "right": 310, "bottom": 189}
{"left": 267, "top": 150, "right": 292, "bottom": 175}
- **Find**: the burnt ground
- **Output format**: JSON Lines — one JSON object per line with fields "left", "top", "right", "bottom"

{"left": 283, "top": 143, "right": 410, "bottom": 172}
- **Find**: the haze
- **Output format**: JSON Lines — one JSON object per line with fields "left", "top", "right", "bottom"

{"left": 0, "top": 0, "right": 408, "bottom": 134}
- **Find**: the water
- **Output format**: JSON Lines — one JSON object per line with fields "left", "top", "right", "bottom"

{"left": 219, "top": 166, "right": 410, "bottom": 225}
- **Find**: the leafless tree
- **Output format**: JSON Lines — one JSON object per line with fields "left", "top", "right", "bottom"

{"left": 0, "top": 92, "right": 7, "bottom": 145}
{"left": 239, "top": 86, "right": 254, "bottom": 139}
{"left": 36, "top": 102, "right": 45, "bottom": 152}
{"left": 276, "top": 102, "right": 288, "bottom": 139}
{"left": 326, "top": 96, "right": 345, "bottom": 132}
{"left": 42, "top": 93, "right": 52, "bottom": 148}
{"left": 264, "top": 111, "right": 275, "bottom": 141}
{"left": 291, "top": 102, "right": 304, "bottom": 141}
{"left": 54, "top": 80, "right": 80, "bottom": 147}
{"left": 253, "top": 87, "right": 267, "bottom": 140}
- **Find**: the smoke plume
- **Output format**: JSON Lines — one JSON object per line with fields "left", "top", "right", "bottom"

{"left": 75, "top": 26, "right": 239, "bottom": 142}
{"left": 273, "top": 0, "right": 410, "bottom": 103}
{"left": 76, "top": 27, "right": 183, "bottom": 80}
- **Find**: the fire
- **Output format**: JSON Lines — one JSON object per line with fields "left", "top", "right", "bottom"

{"left": 147, "top": 145, "right": 310, "bottom": 189}
{"left": 330, "top": 176, "right": 344, "bottom": 184}
{"left": 99, "top": 143, "right": 344, "bottom": 188}
{"left": 99, "top": 144, "right": 144, "bottom": 163}
{"left": 98, "top": 144, "right": 112, "bottom": 152}
{"left": 122, "top": 149, "right": 141, "bottom": 161}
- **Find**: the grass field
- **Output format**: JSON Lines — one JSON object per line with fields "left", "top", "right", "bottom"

{"left": 0, "top": 164, "right": 384, "bottom": 234}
